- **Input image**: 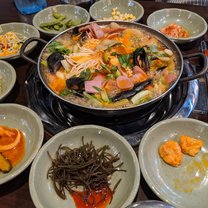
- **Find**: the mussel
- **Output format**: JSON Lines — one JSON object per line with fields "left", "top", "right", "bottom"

{"left": 133, "top": 47, "right": 150, "bottom": 71}
{"left": 72, "top": 26, "right": 79, "bottom": 36}
{"left": 66, "top": 77, "right": 85, "bottom": 91}
{"left": 112, "top": 79, "right": 152, "bottom": 102}
{"left": 47, "top": 52, "right": 64, "bottom": 73}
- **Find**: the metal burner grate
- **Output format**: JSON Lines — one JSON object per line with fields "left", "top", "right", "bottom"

{"left": 25, "top": 62, "right": 199, "bottom": 146}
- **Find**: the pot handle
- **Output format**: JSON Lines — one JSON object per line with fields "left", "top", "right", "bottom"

{"left": 180, "top": 52, "right": 208, "bottom": 82}
{"left": 20, "top": 37, "right": 47, "bottom": 65}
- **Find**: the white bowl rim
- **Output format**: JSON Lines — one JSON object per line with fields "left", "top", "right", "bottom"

{"left": 29, "top": 124, "right": 140, "bottom": 208}
{"left": 147, "top": 8, "right": 208, "bottom": 42}
{"left": 0, "top": 60, "right": 16, "bottom": 101}
{"left": 89, "top": 0, "right": 144, "bottom": 22}
{"left": 0, "top": 22, "right": 40, "bottom": 59}
{"left": 0, "top": 103, "right": 44, "bottom": 185}
{"left": 32, "top": 4, "right": 90, "bottom": 36}
{"left": 139, "top": 117, "right": 208, "bottom": 207}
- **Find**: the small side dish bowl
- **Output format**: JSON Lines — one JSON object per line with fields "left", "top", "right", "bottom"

{"left": 147, "top": 8, "right": 207, "bottom": 44}
{"left": 139, "top": 118, "right": 208, "bottom": 208}
{"left": 33, "top": 4, "right": 90, "bottom": 37}
{"left": 89, "top": 0, "right": 144, "bottom": 22}
{"left": 0, "top": 60, "right": 16, "bottom": 101}
{"left": 29, "top": 125, "right": 140, "bottom": 208}
{"left": 126, "top": 200, "right": 175, "bottom": 208}
{"left": 0, "top": 104, "right": 44, "bottom": 185}
{"left": 0, "top": 22, "right": 40, "bottom": 60}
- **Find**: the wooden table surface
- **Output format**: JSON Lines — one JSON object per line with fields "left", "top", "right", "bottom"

{"left": 0, "top": 0, "right": 208, "bottom": 207}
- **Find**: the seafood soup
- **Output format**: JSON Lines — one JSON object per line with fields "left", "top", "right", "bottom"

{"left": 40, "top": 22, "right": 178, "bottom": 109}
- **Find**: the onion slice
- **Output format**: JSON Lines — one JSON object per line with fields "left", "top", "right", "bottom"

{"left": 0, "top": 128, "right": 21, "bottom": 151}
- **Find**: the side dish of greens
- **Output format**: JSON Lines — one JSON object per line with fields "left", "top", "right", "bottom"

{"left": 39, "top": 10, "right": 82, "bottom": 32}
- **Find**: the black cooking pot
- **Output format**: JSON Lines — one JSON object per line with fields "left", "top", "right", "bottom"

{"left": 20, "top": 21, "right": 207, "bottom": 117}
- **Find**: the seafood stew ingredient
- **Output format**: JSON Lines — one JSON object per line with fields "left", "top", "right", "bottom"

{"left": 0, "top": 153, "right": 12, "bottom": 173}
{"left": 39, "top": 10, "right": 83, "bottom": 32}
{"left": 41, "top": 22, "right": 178, "bottom": 109}
{"left": 160, "top": 23, "right": 190, "bottom": 38}
{"left": 0, "top": 31, "right": 26, "bottom": 57}
{"left": 159, "top": 140, "right": 183, "bottom": 167}
{"left": 47, "top": 137, "right": 125, "bottom": 207}
{"left": 180, "top": 135, "right": 203, "bottom": 156}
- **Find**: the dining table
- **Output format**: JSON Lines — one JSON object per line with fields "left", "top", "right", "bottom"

{"left": 0, "top": 0, "right": 208, "bottom": 207}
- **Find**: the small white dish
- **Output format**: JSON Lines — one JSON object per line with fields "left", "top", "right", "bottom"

{"left": 0, "top": 60, "right": 16, "bottom": 101}
{"left": 33, "top": 4, "right": 90, "bottom": 37}
{"left": 127, "top": 200, "right": 175, "bottom": 208}
{"left": 139, "top": 118, "right": 208, "bottom": 208}
{"left": 147, "top": 8, "right": 207, "bottom": 44}
{"left": 89, "top": 0, "right": 144, "bottom": 22}
{"left": 0, "top": 22, "right": 40, "bottom": 60}
{"left": 29, "top": 125, "right": 140, "bottom": 208}
{"left": 0, "top": 104, "right": 44, "bottom": 185}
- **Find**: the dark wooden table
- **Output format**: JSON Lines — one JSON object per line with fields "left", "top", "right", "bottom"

{"left": 0, "top": 0, "right": 208, "bottom": 207}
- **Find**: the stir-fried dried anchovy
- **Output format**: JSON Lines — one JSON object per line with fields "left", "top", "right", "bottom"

{"left": 47, "top": 136, "right": 126, "bottom": 203}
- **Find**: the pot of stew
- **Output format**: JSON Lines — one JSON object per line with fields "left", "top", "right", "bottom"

{"left": 20, "top": 21, "right": 207, "bottom": 116}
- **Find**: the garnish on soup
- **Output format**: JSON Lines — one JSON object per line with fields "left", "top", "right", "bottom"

{"left": 47, "top": 137, "right": 125, "bottom": 208}
{"left": 0, "top": 126, "right": 25, "bottom": 173}
{"left": 160, "top": 23, "right": 190, "bottom": 38}
{"left": 41, "top": 22, "right": 178, "bottom": 109}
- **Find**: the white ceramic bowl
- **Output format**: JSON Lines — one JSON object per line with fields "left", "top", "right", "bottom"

{"left": 0, "top": 104, "right": 44, "bottom": 184}
{"left": 127, "top": 200, "right": 174, "bottom": 208}
{"left": 0, "top": 22, "right": 40, "bottom": 60}
{"left": 147, "top": 8, "right": 207, "bottom": 44}
{"left": 33, "top": 4, "right": 90, "bottom": 37}
{"left": 29, "top": 125, "right": 140, "bottom": 208}
{"left": 139, "top": 118, "right": 208, "bottom": 208}
{"left": 0, "top": 60, "right": 16, "bottom": 101}
{"left": 89, "top": 0, "right": 144, "bottom": 22}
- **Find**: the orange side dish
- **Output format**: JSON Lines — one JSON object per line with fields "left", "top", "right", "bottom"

{"left": 0, "top": 126, "right": 25, "bottom": 171}
{"left": 160, "top": 23, "right": 190, "bottom": 38}
{"left": 159, "top": 140, "right": 183, "bottom": 167}
{"left": 179, "top": 135, "right": 203, "bottom": 157}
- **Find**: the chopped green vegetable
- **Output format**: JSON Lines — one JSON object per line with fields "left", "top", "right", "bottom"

{"left": 101, "top": 90, "right": 110, "bottom": 102}
{"left": 60, "top": 89, "right": 72, "bottom": 96}
{"left": 80, "top": 68, "right": 92, "bottom": 80}
{"left": 131, "top": 90, "right": 152, "bottom": 105}
{"left": 47, "top": 41, "right": 70, "bottom": 55}
{"left": 93, "top": 86, "right": 102, "bottom": 92}
{"left": 41, "top": 60, "right": 48, "bottom": 67}
{"left": 83, "top": 92, "right": 102, "bottom": 107}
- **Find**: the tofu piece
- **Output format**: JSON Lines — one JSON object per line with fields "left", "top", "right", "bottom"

{"left": 179, "top": 135, "right": 203, "bottom": 156}
{"left": 159, "top": 140, "right": 183, "bottom": 167}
